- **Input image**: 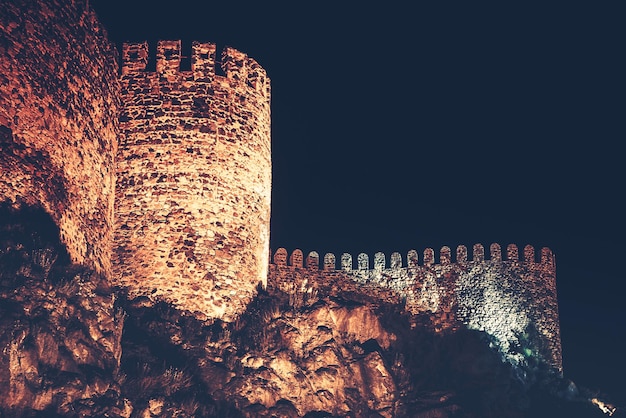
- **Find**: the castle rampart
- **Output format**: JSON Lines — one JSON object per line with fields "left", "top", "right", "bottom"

{"left": 0, "top": 3, "right": 564, "bottom": 379}
{"left": 114, "top": 40, "right": 271, "bottom": 321}
{"left": 0, "top": 0, "right": 120, "bottom": 274}
{"left": 268, "top": 243, "right": 562, "bottom": 373}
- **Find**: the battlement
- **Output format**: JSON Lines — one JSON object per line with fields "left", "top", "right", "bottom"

{"left": 0, "top": 0, "right": 564, "bottom": 378}
{"left": 121, "top": 40, "right": 269, "bottom": 98}
{"left": 268, "top": 243, "right": 561, "bottom": 372}
{"left": 114, "top": 39, "right": 272, "bottom": 322}
{"left": 270, "top": 243, "right": 555, "bottom": 271}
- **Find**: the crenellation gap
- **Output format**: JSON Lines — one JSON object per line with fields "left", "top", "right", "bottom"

{"left": 180, "top": 41, "right": 192, "bottom": 71}
{"left": 214, "top": 43, "right": 227, "bottom": 77}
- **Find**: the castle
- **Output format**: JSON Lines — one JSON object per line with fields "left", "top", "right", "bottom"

{"left": 0, "top": 0, "right": 561, "bottom": 373}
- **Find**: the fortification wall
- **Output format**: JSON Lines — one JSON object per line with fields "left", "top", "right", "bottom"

{"left": 269, "top": 243, "right": 562, "bottom": 373}
{"left": 114, "top": 41, "right": 271, "bottom": 321}
{"left": 0, "top": 0, "right": 120, "bottom": 274}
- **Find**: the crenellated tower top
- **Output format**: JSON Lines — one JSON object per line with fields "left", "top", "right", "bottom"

{"left": 120, "top": 40, "right": 270, "bottom": 100}
{"left": 1, "top": 0, "right": 566, "bottom": 391}
{"left": 114, "top": 40, "right": 271, "bottom": 322}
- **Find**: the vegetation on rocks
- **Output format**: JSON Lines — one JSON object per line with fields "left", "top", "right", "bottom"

{"left": 0, "top": 203, "right": 615, "bottom": 417}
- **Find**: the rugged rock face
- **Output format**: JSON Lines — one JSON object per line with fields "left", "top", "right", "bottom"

{"left": 0, "top": 204, "right": 617, "bottom": 417}
{"left": 0, "top": 203, "right": 126, "bottom": 416}
{"left": 0, "top": 2, "right": 618, "bottom": 416}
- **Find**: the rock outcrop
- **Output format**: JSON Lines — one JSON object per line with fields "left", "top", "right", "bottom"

{"left": 0, "top": 203, "right": 617, "bottom": 417}
{"left": 0, "top": 203, "right": 126, "bottom": 416}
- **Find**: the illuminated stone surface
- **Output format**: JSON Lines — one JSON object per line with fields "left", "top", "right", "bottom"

{"left": 269, "top": 244, "right": 562, "bottom": 372}
{"left": 0, "top": 0, "right": 561, "bottom": 375}
{"left": 0, "top": 0, "right": 120, "bottom": 275}
{"left": 114, "top": 41, "right": 271, "bottom": 321}
{"left": 0, "top": 2, "right": 598, "bottom": 415}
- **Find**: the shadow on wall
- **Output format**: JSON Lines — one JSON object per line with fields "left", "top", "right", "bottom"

{"left": 0, "top": 200, "right": 70, "bottom": 278}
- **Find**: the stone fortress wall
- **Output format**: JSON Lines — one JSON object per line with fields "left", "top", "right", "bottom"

{"left": 269, "top": 243, "right": 562, "bottom": 373}
{"left": 0, "top": 0, "right": 120, "bottom": 275}
{"left": 0, "top": 0, "right": 562, "bottom": 373}
{"left": 114, "top": 40, "right": 271, "bottom": 321}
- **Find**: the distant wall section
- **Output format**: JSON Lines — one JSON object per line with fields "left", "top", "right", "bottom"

{"left": 114, "top": 41, "right": 271, "bottom": 321}
{"left": 269, "top": 243, "right": 562, "bottom": 373}
{"left": 0, "top": 0, "right": 120, "bottom": 274}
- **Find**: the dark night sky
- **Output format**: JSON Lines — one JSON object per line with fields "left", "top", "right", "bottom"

{"left": 92, "top": 0, "right": 625, "bottom": 404}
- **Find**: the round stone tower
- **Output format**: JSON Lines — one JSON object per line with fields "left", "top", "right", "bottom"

{"left": 114, "top": 40, "right": 271, "bottom": 321}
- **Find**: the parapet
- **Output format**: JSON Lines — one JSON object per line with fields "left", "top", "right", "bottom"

{"left": 268, "top": 244, "right": 561, "bottom": 373}
{"left": 270, "top": 243, "right": 555, "bottom": 271}
{"left": 121, "top": 40, "right": 269, "bottom": 98}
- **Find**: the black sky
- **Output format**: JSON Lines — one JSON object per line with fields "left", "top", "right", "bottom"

{"left": 92, "top": 0, "right": 625, "bottom": 404}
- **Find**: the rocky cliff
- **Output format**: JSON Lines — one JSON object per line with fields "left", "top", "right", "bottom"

{"left": 0, "top": 203, "right": 617, "bottom": 417}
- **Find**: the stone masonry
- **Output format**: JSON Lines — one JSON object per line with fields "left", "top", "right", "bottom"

{"left": 269, "top": 244, "right": 562, "bottom": 372}
{"left": 0, "top": 0, "right": 120, "bottom": 275}
{"left": 1, "top": 0, "right": 561, "bottom": 373}
{"left": 114, "top": 41, "right": 271, "bottom": 321}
